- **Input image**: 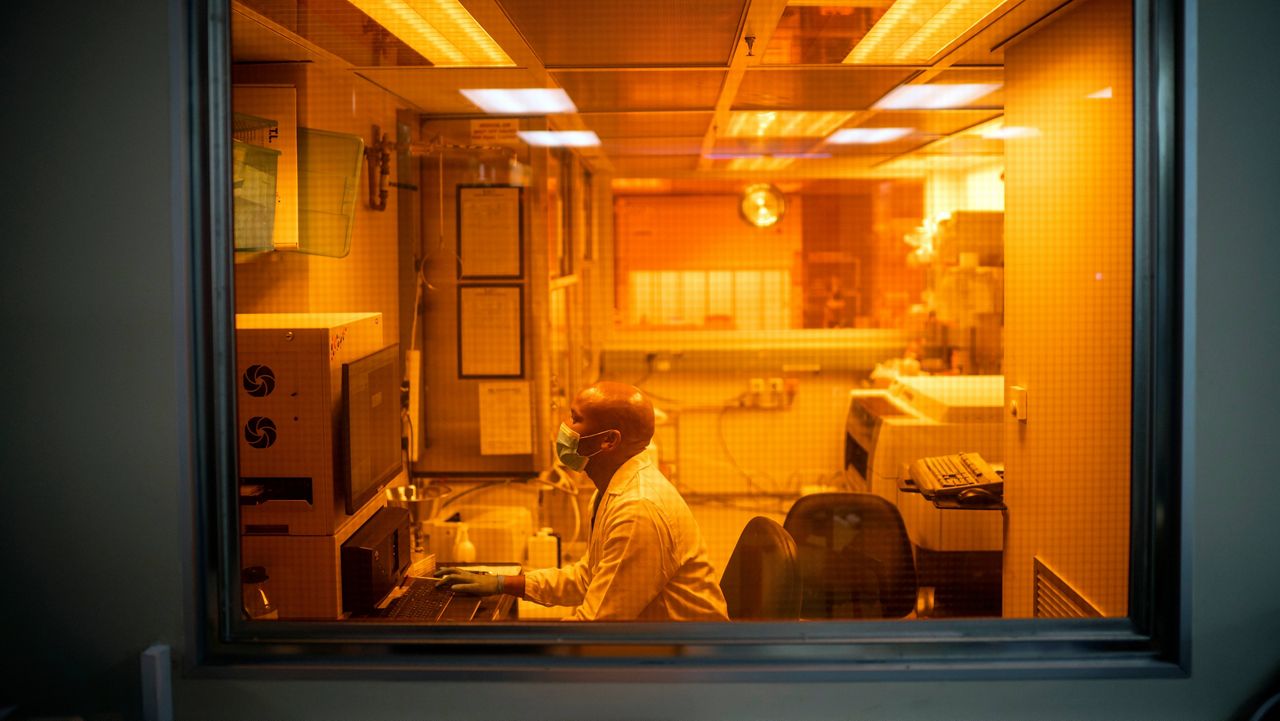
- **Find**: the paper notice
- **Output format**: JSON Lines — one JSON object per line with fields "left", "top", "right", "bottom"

{"left": 458, "top": 285, "right": 522, "bottom": 377}
{"left": 459, "top": 186, "right": 521, "bottom": 278}
{"left": 478, "top": 381, "right": 533, "bottom": 455}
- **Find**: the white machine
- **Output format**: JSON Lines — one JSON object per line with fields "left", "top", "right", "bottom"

{"left": 845, "top": 375, "right": 1005, "bottom": 553}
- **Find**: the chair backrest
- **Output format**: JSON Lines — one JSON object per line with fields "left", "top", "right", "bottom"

{"left": 783, "top": 493, "right": 917, "bottom": 619}
{"left": 720, "top": 516, "right": 802, "bottom": 620}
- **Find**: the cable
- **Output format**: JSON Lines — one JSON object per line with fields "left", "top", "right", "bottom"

{"left": 535, "top": 465, "right": 583, "bottom": 545}
{"left": 630, "top": 366, "right": 653, "bottom": 389}
{"left": 400, "top": 408, "right": 414, "bottom": 477}
{"left": 716, "top": 406, "right": 778, "bottom": 495}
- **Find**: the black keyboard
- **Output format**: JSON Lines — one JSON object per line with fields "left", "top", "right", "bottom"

{"left": 910, "top": 452, "right": 1003, "bottom": 498}
{"left": 387, "top": 581, "right": 482, "bottom": 621}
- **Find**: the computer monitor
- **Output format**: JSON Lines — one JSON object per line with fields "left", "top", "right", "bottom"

{"left": 341, "top": 344, "right": 401, "bottom": 515}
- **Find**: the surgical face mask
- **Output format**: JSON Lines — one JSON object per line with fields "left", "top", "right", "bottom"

{"left": 556, "top": 423, "right": 615, "bottom": 471}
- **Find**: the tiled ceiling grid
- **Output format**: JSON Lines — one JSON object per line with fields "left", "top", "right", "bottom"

{"left": 234, "top": 0, "right": 1076, "bottom": 178}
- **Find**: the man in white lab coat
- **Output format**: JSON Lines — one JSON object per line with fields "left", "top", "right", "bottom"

{"left": 436, "top": 381, "right": 730, "bottom": 621}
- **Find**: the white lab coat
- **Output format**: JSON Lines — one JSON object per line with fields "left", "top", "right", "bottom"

{"left": 523, "top": 454, "right": 729, "bottom": 621}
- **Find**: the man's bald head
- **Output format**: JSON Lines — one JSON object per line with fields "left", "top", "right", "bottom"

{"left": 574, "top": 381, "right": 655, "bottom": 456}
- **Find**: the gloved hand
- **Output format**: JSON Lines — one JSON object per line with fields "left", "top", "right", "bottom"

{"left": 433, "top": 568, "right": 504, "bottom": 596}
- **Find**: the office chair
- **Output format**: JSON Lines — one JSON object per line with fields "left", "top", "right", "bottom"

{"left": 719, "top": 516, "right": 802, "bottom": 620}
{"left": 783, "top": 493, "right": 920, "bottom": 619}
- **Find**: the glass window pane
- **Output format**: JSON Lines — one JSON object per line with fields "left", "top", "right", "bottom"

{"left": 223, "top": 0, "right": 1138, "bottom": 634}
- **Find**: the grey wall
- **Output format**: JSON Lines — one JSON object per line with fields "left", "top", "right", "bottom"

{"left": 2, "top": 1, "right": 1279, "bottom": 719}
{"left": 0, "top": 1, "right": 185, "bottom": 717}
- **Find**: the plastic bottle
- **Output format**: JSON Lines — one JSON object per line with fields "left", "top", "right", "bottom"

{"left": 527, "top": 527, "right": 561, "bottom": 569}
{"left": 241, "top": 566, "right": 278, "bottom": 620}
{"left": 453, "top": 523, "right": 476, "bottom": 563}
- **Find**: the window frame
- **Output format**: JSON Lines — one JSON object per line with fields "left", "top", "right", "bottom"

{"left": 183, "top": 0, "right": 1187, "bottom": 679}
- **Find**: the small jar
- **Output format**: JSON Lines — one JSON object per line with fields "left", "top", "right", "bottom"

{"left": 241, "top": 566, "right": 279, "bottom": 620}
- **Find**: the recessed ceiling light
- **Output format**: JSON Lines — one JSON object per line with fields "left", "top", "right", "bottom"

{"left": 516, "top": 130, "right": 600, "bottom": 147}
{"left": 873, "top": 83, "right": 1001, "bottom": 109}
{"left": 827, "top": 127, "right": 913, "bottom": 144}
{"left": 348, "top": 0, "right": 513, "bottom": 66}
{"left": 844, "top": 0, "right": 1010, "bottom": 65}
{"left": 461, "top": 89, "right": 577, "bottom": 115}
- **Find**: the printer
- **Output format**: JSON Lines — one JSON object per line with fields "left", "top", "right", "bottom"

{"left": 845, "top": 375, "right": 1005, "bottom": 554}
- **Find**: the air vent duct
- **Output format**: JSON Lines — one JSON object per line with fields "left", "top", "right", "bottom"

{"left": 1033, "top": 557, "right": 1102, "bottom": 618}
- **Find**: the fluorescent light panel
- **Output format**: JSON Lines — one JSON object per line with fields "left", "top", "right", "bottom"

{"left": 827, "top": 127, "right": 913, "bottom": 144}
{"left": 727, "top": 156, "right": 796, "bottom": 171}
{"left": 461, "top": 89, "right": 577, "bottom": 115}
{"left": 724, "top": 111, "right": 854, "bottom": 138}
{"left": 516, "top": 130, "right": 600, "bottom": 147}
{"left": 843, "top": 0, "right": 1009, "bottom": 65}
{"left": 873, "top": 83, "right": 1001, "bottom": 109}
{"left": 348, "top": 0, "right": 513, "bottom": 66}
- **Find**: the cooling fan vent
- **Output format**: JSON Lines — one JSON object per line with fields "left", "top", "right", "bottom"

{"left": 242, "top": 364, "right": 276, "bottom": 397}
{"left": 244, "top": 416, "right": 278, "bottom": 449}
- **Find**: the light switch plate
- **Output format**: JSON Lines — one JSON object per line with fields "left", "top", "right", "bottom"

{"left": 1010, "top": 385, "right": 1028, "bottom": 422}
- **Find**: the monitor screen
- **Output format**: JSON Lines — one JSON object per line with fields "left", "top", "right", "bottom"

{"left": 342, "top": 344, "right": 401, "bottom": 515}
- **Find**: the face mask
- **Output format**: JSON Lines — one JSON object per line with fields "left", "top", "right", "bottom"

{"left": 556, "top": 423, "right": 615, "bottom": 471}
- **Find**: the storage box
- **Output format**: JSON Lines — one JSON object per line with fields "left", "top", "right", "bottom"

{"left": 231, "top": 139, "right": 279, "bottom": 252}
{"left": 297, "top": 128, "right": 363, "bottom": 258}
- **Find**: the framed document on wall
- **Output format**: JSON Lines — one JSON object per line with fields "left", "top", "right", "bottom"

{"left": 457, "top": 284, "right": 524, "bottom": 379}
{"left": 457, "top": 185, "right": 523, "bottom": 279}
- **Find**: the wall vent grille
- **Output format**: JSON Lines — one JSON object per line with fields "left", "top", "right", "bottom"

{"left": 1034, "top": 557, "right": 1102, "bottom": 618}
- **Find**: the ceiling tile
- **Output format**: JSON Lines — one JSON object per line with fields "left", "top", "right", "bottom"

{"left": 581, "top": 112, "right": 713, "bottom": 139}
{"left": 733, "top": 67, "right": 916, "bottom": 110}
{"left": 552, "top": 70, "right": 725, "bottom": 112}
{"left": 761, "top": 4, "right": 888, "bottom": 66}
{"left": 611, "top": 155, "right": 701, "bottom": 176}
{"left": 495, "top": 0, "right": 747, "bottom": 67}
{"left": 602, "top": 137, "right": 707, "bottom": 156}
{"left": 357, "top": 67, "right": 543, "bottom": 114}
{"left": 236, "top": 0, "right": 432, "bottom": 67}
{"left": 711, "top": 138, "right": 834, "bottom": 156}
{"left": 824, "top": 138, "right": 930, "bottom": 157}
{"left": 940, "top": 0, "right": 1067, "bottom": 66}
{"left": 857, "top": 109, "right": 1003, "bottom": 136}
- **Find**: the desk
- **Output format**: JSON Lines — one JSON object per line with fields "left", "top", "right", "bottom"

{"left": 898, "top": 478, "right": 1005, "bottom": 618}
{"left": 371, "top": 563, "right": 520, "bottom": 622}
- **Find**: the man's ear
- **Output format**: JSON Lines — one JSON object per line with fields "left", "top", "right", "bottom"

{"left": 599, "top": 429, "right": 622, "bottom": 451}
